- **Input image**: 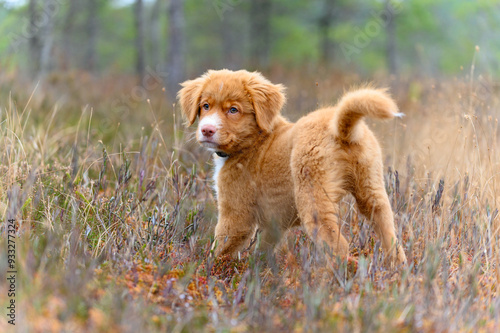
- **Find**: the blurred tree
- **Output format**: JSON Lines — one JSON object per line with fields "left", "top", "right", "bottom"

{"left": 250, "top": 0, "right": 271, "bottom": 69}
{"left": 221, "top": 10, "right": 240, "bottom": 70}
{"left": 84, "top": 0, "right": 98, "bottom": 72}
{"left": 150, "top": 0, "right": 162, "bottom": 67}
{"left": 27, "top": 0, "right": 56, "bottom": 78}
{"left": 134, "top": 0, "right": 145, "bottom": 79}
{"left": 385, "top": 0, "right": 398, "bottom": 77}
{"left": 28, "top": 0, "right": 41, "bottom": 75}
{"left": 318, "top": 0, "right": 337, "bottom": 66}
{"left": 167, "top": 0, "right": 185, "bottom": 98}
{"left": 39, "top": 0, "right": 56, "bottom": 78}
{"left": 62, "top": 0, "right": 78, "bottom": 70}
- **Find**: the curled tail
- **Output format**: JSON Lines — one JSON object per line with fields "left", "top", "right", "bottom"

{"left": 331, "top": 88, "right": 403, "bottom": 142}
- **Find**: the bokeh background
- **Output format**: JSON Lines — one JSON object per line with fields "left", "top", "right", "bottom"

{"left": 1, "top": 0, "right": 499, "bottom": 88}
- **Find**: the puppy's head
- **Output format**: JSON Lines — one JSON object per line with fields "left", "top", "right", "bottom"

{"left": 178, "top": 69, "right": 286, "bottom": 154}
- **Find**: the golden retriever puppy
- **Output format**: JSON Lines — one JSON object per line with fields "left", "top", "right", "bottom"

{"left": 178, "top": 69, "right": 406, "bottom": 266}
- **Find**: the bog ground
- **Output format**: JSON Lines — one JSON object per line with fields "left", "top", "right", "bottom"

{"left": 0, "top": 70, "right": 499, "bottom": 332}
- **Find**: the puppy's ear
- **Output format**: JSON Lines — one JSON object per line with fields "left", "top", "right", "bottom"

{"left": 245, "top": 72, "right": 286, "bottom": 133}
{"left": 178, "top": 77, "right": 206, "bottom": 126}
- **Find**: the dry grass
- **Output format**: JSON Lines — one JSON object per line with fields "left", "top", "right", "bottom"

{"left": 0, "top": 68, "right": 499, "bottom": 332}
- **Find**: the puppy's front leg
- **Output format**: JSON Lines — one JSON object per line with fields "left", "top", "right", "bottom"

{"left": 212, "top": 205, "right": 256, "bottom": 258}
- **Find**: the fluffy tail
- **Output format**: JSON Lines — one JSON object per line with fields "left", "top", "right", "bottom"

{"left": 332, "top": 88, "right": 403, "bottom": 142}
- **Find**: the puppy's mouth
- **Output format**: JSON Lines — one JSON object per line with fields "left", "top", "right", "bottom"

{"left": 199, "top": 140, "right": 220, "bottom": 149}
{"left": 199, "top": 140, "right": 230, "bottom": 157}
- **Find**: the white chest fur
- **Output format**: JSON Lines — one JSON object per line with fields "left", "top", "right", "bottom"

{"left": 212, "top": 154, "right": 227, "bottom": 198}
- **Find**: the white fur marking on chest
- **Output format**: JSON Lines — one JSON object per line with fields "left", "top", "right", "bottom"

{"left": 212, "top": 154, "right": 227, "bottom": 199}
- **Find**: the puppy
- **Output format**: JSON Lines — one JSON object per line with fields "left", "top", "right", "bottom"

{"left": 179, "top": 69, "right": 406, "bottom": 266}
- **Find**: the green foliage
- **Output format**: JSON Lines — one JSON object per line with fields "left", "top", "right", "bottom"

{"left": 0, "top": 0, "right": 499, "bottom": 77}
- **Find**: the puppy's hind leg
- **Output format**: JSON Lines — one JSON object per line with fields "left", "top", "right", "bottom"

{"left": 291, "top": 150, "right": 349, "bottom": 259}
{"left": 351, "top": 158, "right": 407, "bottom": 267}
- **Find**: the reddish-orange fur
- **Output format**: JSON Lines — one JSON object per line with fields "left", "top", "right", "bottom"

{"left": 178, "top": 69, "right": 407, "bottom": 266}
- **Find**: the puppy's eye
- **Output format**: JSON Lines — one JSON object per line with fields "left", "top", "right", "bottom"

{"left": 202, "top": 103, "right": 209, "bottom": 111}
{"left": 229, "top": 107, "right": 239, "bottom": 114}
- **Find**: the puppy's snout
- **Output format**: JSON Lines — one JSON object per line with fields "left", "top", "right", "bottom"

{"left": 201, "top": 125, "right": 217, "bottom": 137}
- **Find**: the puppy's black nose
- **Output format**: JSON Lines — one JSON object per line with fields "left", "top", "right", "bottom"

{"left": 201, "top": 125, "right": 216, "bottom": 137}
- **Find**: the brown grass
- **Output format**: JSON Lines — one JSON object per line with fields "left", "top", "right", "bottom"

{"left": 0, "top": 68, "right": 499, "bottom": 332}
